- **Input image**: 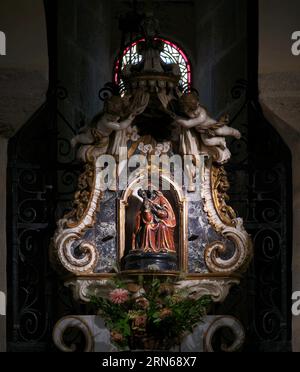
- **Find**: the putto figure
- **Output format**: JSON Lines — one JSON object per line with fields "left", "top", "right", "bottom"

{"left": 132, "top": 190, "right": 176, "bottom": 254}
{"left": 71, "top": 91, "right": 149, "bottom": 161}
{"left": 175, "top": 93, "right": 241, "bottom": 163}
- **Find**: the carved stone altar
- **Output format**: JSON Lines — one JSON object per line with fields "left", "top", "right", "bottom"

{"left": 51, "top": 13, "right": 252, "bottom": 352}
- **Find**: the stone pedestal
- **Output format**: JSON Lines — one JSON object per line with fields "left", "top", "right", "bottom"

{"left": 123, "top": 251, "right": 178, "bottom": 272}
{"left": 53, "top": 315, "right": 245, "bottom": 353}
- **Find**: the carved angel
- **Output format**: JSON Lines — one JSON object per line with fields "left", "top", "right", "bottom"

{"left": 174, "top": 93, "right": 241, "bottom": 163}
{"left": 71, "top": 91, "right": 150, "bottom": 161}
{"left": 71, "top": 95, "right": 135, "bottom": 150}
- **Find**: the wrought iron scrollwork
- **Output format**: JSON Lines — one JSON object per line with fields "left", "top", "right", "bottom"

{"left": 99, "top": 82, "right": 121, "bottom": 101}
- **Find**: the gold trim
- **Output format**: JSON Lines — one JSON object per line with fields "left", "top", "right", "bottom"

{"left": 202, "top": 159, "right": 252, "bottom": 275}
{"left": 53, "top": 156, "right": 105, "bottom": 275}
{"left": 211, "top": 165, "right": 236, "bottom": 227}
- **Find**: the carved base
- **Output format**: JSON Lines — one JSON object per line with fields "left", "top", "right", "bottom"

{"left": 123, "top": 251, "right": 178, "bottom": 272}
{"left": 65, "top": 276, "right": 240, "bottom": 303}
{"left": 53, "top": 315, "right": 245, "bottom": 353}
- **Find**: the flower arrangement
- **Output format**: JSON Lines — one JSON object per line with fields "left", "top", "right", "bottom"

{"left": 90, "top": 276, "right": 211, "bottom": 350}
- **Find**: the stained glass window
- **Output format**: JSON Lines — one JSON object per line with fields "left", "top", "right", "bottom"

{"left": 114, "top": 38, "right": 192, "bottom": 94}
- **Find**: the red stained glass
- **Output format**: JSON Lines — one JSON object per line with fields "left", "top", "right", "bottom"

{"left": 114, "top": 38, "right": 192, "bottom": 94}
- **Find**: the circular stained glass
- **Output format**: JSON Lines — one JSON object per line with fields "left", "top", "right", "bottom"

{"left": 114, "top": 38, "right": 192, "bottom": 94}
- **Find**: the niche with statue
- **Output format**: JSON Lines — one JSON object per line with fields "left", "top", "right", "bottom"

{"left": 51, "top": 13, "right": 252, "bottom": 352}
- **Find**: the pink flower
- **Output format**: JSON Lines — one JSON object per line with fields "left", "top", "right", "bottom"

{"left": 132, "top": 315, "right": 147, "bottom": 331}
{"left": 135, "top": 297, "right": 150, "bottom": 310}
{"left": 109, "top": 288, "right": 129, "bottom": 304}
{"left": 111, "top": 331, "right": 124, "bottom": 344}
{"left": 159, "top": 308, "right": 172, "bottom": 320}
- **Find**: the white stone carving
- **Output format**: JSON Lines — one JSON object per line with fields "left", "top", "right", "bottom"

{"left": 181, "top": 316, "right": 245, "bottom": 352}
{"left": 174, "top": 279, "right": 240, "bottom": 303}
{"left": 53, "top": 316, "right": 117, "bottom": 353}
{"left": 53, "top": 157, "right": 105, "bottom": 274}
{"left": 203, "top": 316, "right": 245, "bottom": 352}
{"left": 65, "top": 277, "right": 239, "bottom": 304}
{"left": 65, "top": 279, "right": 114, "bottom": 302}
{"left": 53, "top": 315, "right": 245, "bottom": 353}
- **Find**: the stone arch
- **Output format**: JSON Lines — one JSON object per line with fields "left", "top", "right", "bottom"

{"left": 118, "top": 173, "right": 188, "bottom": 271}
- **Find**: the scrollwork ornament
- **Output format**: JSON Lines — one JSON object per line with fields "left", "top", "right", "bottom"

{"left": 231, "top": 79, "right": 248, "bottom": 100}
{"left": 53, "top": 157, "right": 106, "bottom": 274}
{"left": 203, "top": 159, "right": 252, "bottom": 274}
{"left": 174, "top": 279, "right": 240, "bottom": 303}
{"left": 98, "top": 82, "right": 120, "bottom": 102}
{"left": 66, "top": 279, "right": 119, "bottom": 302}
{"left": 204, "top": 316, "right": 245, "bottom": 352}
{"left": 55, "top": 84, "right": 68, "bottom": 101}
{"left": 64, "top": 163, "right": 96, "bottom": 227}
{"left": 211, "top": 165, "right": 237, "bottom": 226}
{"left": 53, "top": 316, "right": 94, "bottom": 352}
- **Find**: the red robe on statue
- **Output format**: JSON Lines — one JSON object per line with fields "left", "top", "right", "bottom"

{"left": 133, "top": 192, "right": 176, "bottom": 254}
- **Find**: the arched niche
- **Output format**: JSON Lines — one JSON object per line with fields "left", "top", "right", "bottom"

{"left": 118, "top": 173, "right": 188, "bottom": 272}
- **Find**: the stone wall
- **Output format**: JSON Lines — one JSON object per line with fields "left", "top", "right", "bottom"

{"left": 259, "top": 73, "right": 300, "bottom": 352}
{"left": 194, "top": 0, "right": 247, "bottom": 116}
{"left": 57, "top": 0, "right": 112, "bottom": 126}
{"left": 56, "top": 0, "right": 113, "bottom": 216}
{"left": 194, "top": 0, "right": 297, "bottom": 352}
{"left": 193, "top": 0, "right": 250, "bottom": 230}
{"left": 0, "top": 0, "right": 48, "bottom": 352}
{"left": 259, "top": 0, "right": 300, "bottom": 352}
{"left": 110, "top": 0, "right": 197, "bottom": 70}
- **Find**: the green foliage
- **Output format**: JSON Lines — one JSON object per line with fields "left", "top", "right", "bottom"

{"left": 90, "top": 276, "right": 212, "bottom": 350}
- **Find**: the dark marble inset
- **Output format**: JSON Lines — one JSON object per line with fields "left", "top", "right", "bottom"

{"left": 187, "top": 199, "right": 234, "bottom": 273}
{"left": 81, "top": 186, "right": 236, "bottom": 274}
{"left": 81, "top": 191, "right": 118, "bottom": 273}
{"left": 95, "top": 191, "right": 118, "bottom": 272}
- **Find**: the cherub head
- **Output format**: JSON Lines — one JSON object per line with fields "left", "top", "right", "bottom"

{"left": 104, "top": 95, "right": 124, "bottom": 120}
{"left": 178, "top": 92, "right": 202, "bottom": 119}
